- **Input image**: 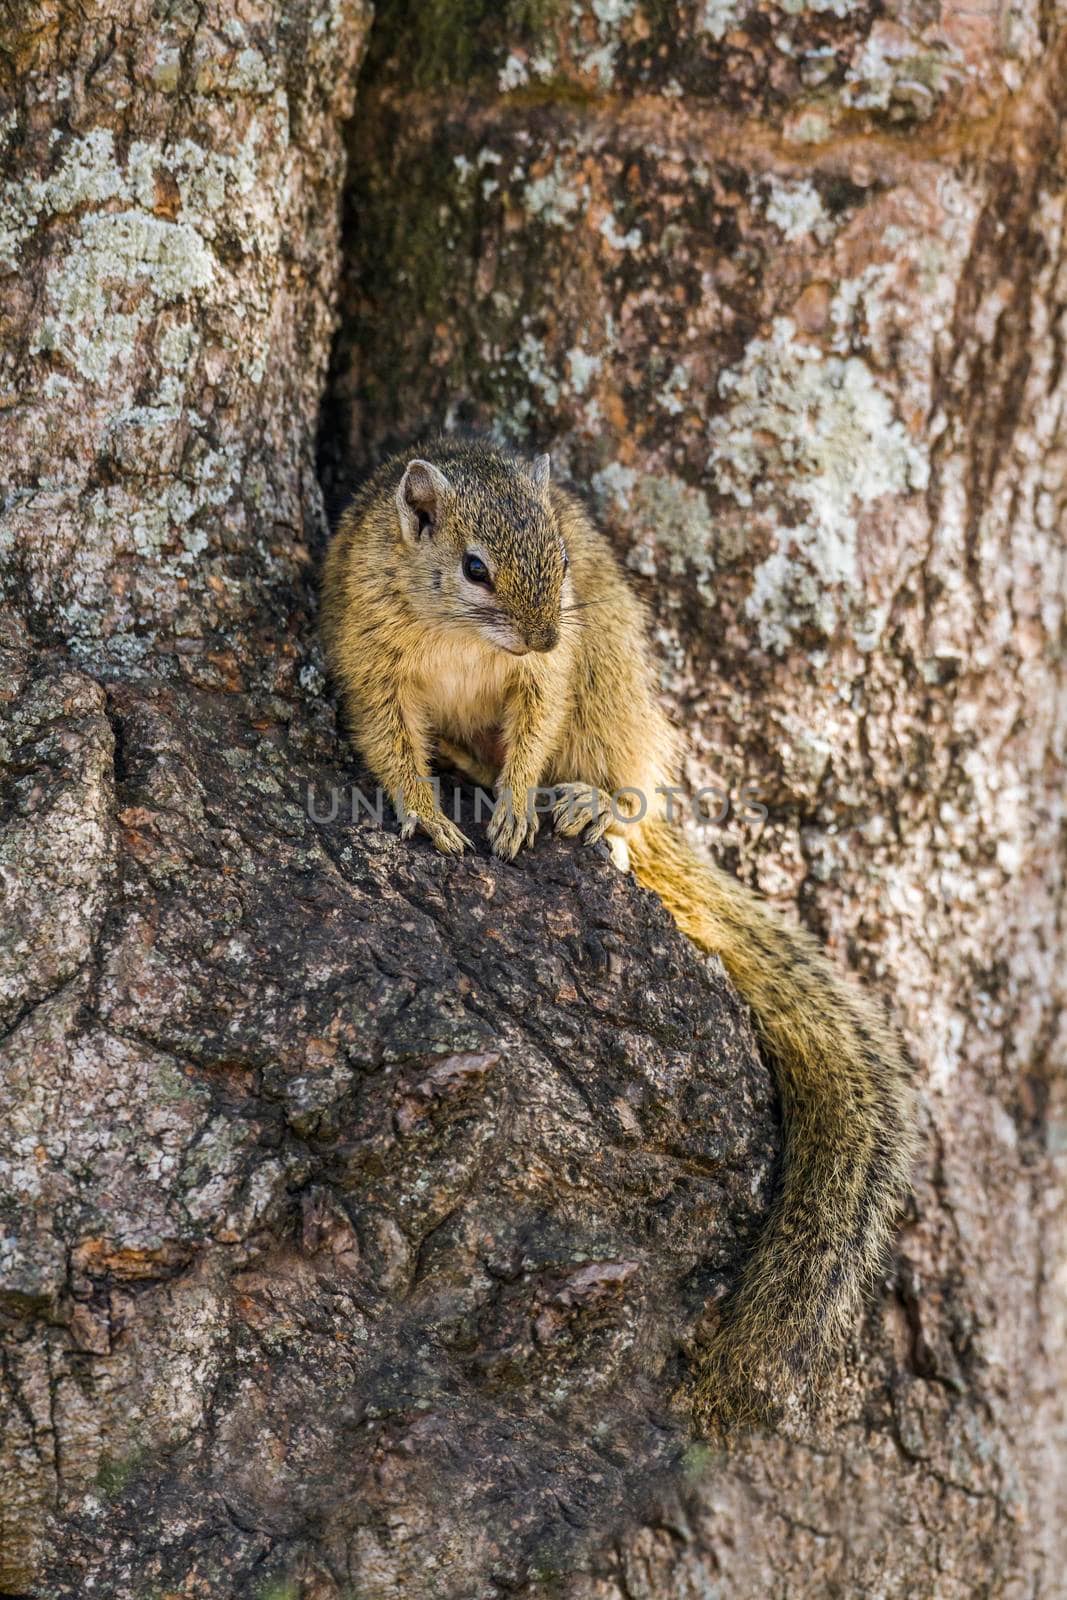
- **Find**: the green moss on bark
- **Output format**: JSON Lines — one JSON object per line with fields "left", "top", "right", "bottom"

{"left": 364, "top": 0, "right": 563, "bottom": 89}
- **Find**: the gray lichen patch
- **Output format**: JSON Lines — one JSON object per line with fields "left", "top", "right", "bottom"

{"left": 594, "top": 465, "right": 719, "bottom": 599}
{"left": 6, "top": 118, "right": 272, "bottom": 392}
{"left": 32, "top": 210, "right": 215, "bottom": 384}
{"left": 522, "top": 157, "right": 589, "bottom": 224}
{"left": 762, "top": 175, "right": 836, "bottom": 243}
{"left": 707, "top": 317, "right": 928, "bottom": 652}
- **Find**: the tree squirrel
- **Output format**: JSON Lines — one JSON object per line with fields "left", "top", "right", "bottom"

{"left": 321, "top": 436, "right": 916, "bottom": 1430}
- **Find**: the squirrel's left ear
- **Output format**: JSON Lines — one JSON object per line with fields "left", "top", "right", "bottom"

{"left": 530, "top": 453, "right": 551, "bottom": 498}
{"left": 396, "top": 459, "right": 452, "bottom": 542}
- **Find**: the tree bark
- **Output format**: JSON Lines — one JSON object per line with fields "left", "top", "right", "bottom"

{"left": 2, "top": 1, "right": 1066, "bottom": 1597}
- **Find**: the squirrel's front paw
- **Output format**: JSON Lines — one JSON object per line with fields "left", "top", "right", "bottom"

{"left": 487, "top": 796, "right": 539, "bottom": 861}
{"left": 401, "top": 809, "right": 472, "bottom": 856}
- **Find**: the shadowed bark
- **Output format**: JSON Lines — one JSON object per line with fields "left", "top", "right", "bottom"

{"left": 2, "top": 0, "right": 1065, "bottom": 1596}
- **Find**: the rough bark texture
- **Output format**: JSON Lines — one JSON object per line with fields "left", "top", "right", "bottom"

{"left": 1, "top": 632, "right": 776, "bottom": 1596}
{"left": 2, "top": 1, "right": 1065, "bottom": 1597}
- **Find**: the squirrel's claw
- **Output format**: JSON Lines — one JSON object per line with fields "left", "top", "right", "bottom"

{"left": 487, "top": 801, "right": 539, "bottom": 861}
{"left": 551, "top": 783, "right": 612, "bottom": 846}
{"left": 401, "top": 809, "right": 472, "bottom": 856}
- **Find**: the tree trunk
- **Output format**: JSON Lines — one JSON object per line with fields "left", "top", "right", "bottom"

{"left": 2, "top": 2, "right": 1065, "bottom": 1596}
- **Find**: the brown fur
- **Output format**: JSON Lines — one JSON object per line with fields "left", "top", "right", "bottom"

{"left": 321, "top": 436, "right": 917, "bottom": 1430}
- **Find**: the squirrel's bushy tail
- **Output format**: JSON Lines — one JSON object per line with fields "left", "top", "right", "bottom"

{"left": 626, "top": 819, "right": 916, "bottom": 1431}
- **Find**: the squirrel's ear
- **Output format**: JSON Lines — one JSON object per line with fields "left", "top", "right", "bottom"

{"left": 396, "top": 459, "right": 452, "bottom": 542}
{"left": 530, "top": 453, "right": 551, "bottom": 498}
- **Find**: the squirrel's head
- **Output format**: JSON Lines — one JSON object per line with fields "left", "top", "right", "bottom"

{"left": 394, "top": 450, "right": 567, "bottom": 656}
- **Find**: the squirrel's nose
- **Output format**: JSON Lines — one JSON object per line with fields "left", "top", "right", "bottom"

{"left": 524, "top": 623, "right": 559, "bottom": 653}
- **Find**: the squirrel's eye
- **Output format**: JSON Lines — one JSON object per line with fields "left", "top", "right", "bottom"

{"left": 462, "top": 552, "right": 491, "bottom": 586}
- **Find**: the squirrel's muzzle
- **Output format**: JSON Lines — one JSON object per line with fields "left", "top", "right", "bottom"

{"left": 523, "top": 623, "right": 560, "bottom": 653}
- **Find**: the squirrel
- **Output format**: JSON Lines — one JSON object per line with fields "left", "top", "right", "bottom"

{"left": 321, "top": 435, "right": 917, "bottom": 1430}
